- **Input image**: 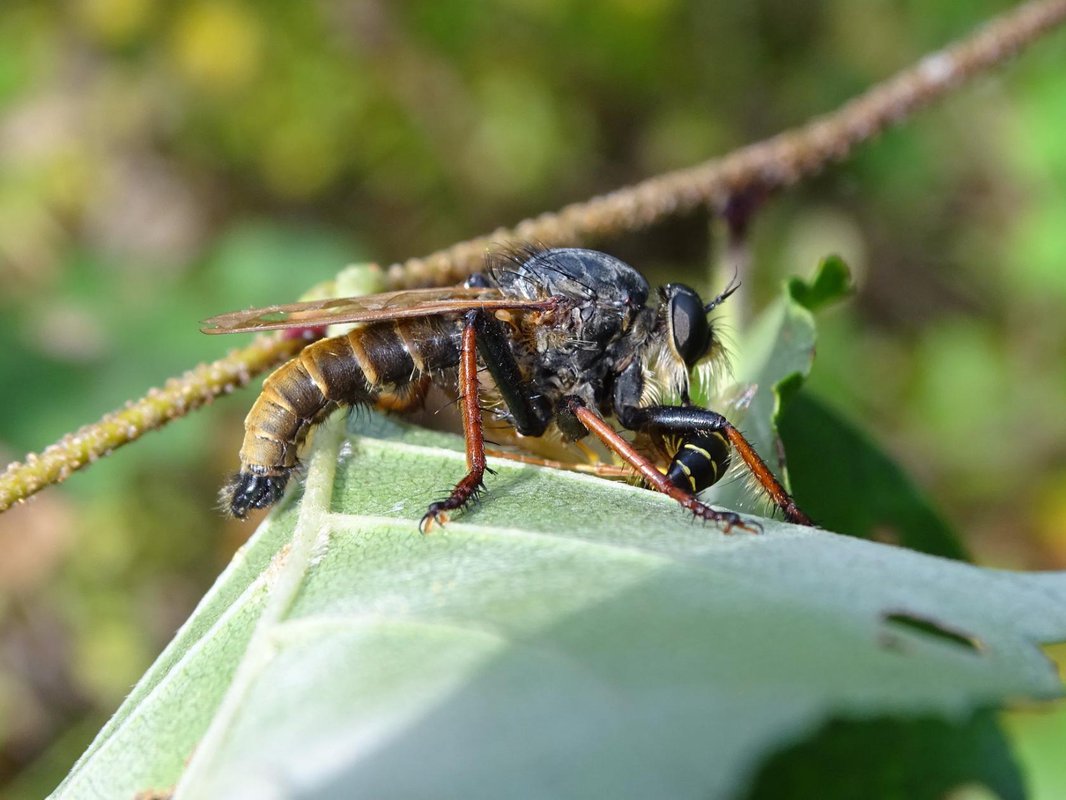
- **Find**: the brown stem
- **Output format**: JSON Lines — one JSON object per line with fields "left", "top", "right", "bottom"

{"left": 383, "top": 0, "right": 1066, "bottom": 289}
{"left": 0, "top": 336, "right": 307, "bottom": 511}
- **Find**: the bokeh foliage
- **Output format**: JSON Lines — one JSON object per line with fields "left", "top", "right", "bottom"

{"left": 0, "top": 1, "right": 1064, "bottom": 796}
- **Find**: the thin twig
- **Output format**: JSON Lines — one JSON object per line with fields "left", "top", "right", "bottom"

{"left": 1, "top": 0, "right": 1064, "bottom": 513}
{"left": 384, "top": 0, "right": 1066, "bottom": 288}
{"left": 0, "top": 336, "right": 307, "bottom": 511}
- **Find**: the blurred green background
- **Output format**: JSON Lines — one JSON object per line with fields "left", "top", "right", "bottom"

{"left": 0, "top": 1, "right": 1063, "bottom": 796}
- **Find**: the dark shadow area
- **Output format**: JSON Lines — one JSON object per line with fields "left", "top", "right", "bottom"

{"left": 743, "top": 711, "right": 1023, "bottom": 800}
{"left": 779, "top": 390, "right": 969, "bottom": 561}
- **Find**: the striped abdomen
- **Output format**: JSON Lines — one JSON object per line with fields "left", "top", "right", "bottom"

{"left": 665, "top": 431, "right": 732, "bottom": 495}
{"left": 226, "top": 316, "right": 462, "bottom": 517}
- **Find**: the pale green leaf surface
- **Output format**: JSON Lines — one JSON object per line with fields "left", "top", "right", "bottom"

{"left": 52, "top": 411, "right": 1066, "bottom": 800}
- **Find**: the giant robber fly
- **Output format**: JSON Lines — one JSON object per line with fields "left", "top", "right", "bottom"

{"left": 202, "top": 247, "right": 813, "bottom": 532}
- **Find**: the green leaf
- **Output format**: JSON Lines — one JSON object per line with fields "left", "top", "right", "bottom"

{"left": 51, "top": 412, "right": 1066, "bottom": 799}
{"left": 786, "top": 254, "right": 854, "bottom": 313}
{"left": 779, "top": 390, "right": 969, "bottom": 560}
{"left": 699, "top": 256, "right": 852, "bottom": 513}
{"left": 50, "top": 254, "right": 1053, "bottom": 798}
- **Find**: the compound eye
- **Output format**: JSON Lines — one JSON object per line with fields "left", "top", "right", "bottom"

{"left": 667, "top": 285, "right": 712, "bottom": 368}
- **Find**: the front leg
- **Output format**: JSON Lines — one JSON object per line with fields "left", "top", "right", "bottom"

{"left": 420, "top": 312, "right": 489, "bottom": 532}
{"left": 620, "top": 404, "right": 813, "bottom": 526}
{"left": 562, "top": 398, "right": 756, "bottom": 533}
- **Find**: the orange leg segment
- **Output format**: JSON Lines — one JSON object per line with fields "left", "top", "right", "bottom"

{"left": 482, "top": 446, "right": 636, "bottom": 479}
{"left": 721, "top": 423, "right": 813, "bottom": 526}
{"left": 420, "top": 314, "right": 487, "bottom": 532}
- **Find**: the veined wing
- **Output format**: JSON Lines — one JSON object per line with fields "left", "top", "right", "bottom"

{"left": 201, "top": 286, "right": 553, "bottom": 334}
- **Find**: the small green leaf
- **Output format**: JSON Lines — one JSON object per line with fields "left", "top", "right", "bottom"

{"left": 787, "top": 254, "right": 854, "bottom": 312}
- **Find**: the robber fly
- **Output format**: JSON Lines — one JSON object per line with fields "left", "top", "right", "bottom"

{"left": 202, "top": 247, "right": 812, "bottom": 532}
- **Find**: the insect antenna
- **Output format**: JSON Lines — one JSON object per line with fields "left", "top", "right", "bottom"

{"left": 703, "top": 270, "right": 741, "bottom": 313}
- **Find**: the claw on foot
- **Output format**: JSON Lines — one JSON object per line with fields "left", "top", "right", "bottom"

{"left": 419, "top": 507, "right": 450, "bottom": 534}
{"left": 688, "top": 500, "right": 761, "bottom": 534}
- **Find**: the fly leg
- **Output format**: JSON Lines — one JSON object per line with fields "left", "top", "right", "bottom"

{"left": 482, "top": 446, "right": 635, "bottom": 479}
{"left": 563, "top": 398, "right": 757, "bottom": 533}
{"left": 619, "top": 404, "right": 813, "bottom": 526}
{"left": 420, "top": 307, "right": 554, "bottom": 530}
{"left": 420, "top": 312, "right": 489, "bottom": 532}
{"left": 611, "top": 361, "right": 812, "bottom": 526}
{"left": 470, "top": 309, "right": 551, "bottom": 437}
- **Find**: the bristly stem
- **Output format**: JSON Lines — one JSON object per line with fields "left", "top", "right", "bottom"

{"left": 0, "top": 336, "right": 308, "bottom": 511}
{"left": 382, "top": 0, "right": 1066, "bottom": 289}
{"left": 2, "top": 0, "right": 1065, "bottom": 513}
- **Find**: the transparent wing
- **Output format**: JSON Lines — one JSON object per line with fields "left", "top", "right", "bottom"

{"left": 201, "top": 286, "right": 550, "bottom": 334}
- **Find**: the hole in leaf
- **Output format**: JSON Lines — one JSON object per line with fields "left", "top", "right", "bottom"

{"left": 882, "top": 611, "right": 984, "bottom": 653}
